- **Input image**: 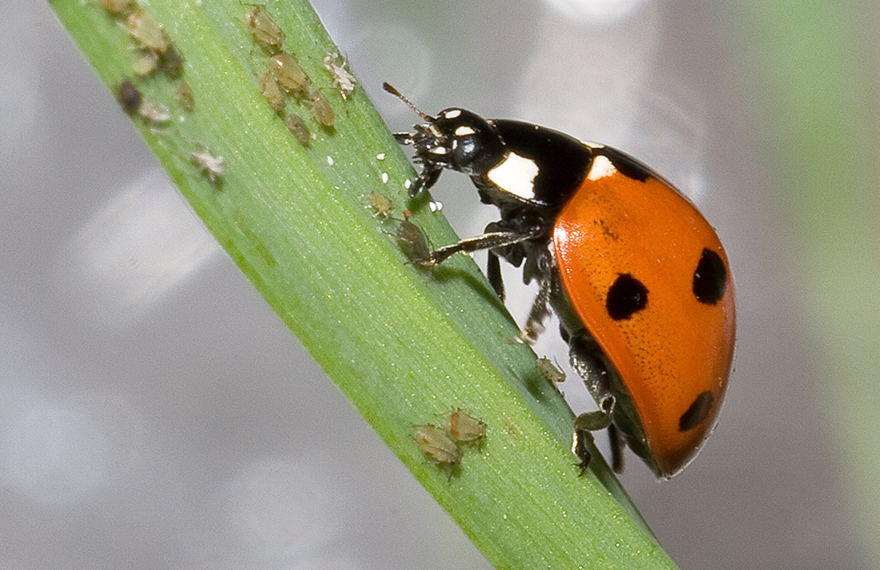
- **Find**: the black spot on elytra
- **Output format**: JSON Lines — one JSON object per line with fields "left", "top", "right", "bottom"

{"left": 679, "top": 391, "right": 714, "bottom": 432}
{"left": 606, "top": 274, "right": 648, "bottom": 320}
{"left": 693, "top": 249, "right": 727, "bottom": 305}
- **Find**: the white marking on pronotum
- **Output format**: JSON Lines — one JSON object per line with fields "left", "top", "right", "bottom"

{"left": 487, "top": 152, "right": 539, "bottom": 200}
{"left": 587, "top": 154, "right": 617, "bottom": 181}
{"left": 454, "top": 125, "right": 476, "bottom": 137}
{"left": 443, "top": 109, "right": 462, "bottom": 119}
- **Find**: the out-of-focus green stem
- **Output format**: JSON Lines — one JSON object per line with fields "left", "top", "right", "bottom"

{"left": 736, "top": 2, "right": 880, "bottom": 566}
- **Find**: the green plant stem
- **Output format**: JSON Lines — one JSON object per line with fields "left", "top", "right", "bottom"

{"left": 48, "top": 0, "right": 678, "bottom": 567}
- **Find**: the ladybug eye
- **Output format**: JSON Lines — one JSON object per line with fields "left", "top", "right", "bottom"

{"left": 605, "top": 273, "right": 648, "bottom": 320}
{"left": 453, "top": 129, "right": 479, "bottom": 162}
{"left": 692, "top": 249, "right": 727, "bottom": 305}
{"left": 679, "top": 390, "right": 715, "bottom": 431}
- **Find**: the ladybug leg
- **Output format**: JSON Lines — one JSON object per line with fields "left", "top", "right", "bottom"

{"left": 572, "top": 396, "right": 615, "bottom": 475}
{"left": 416, "top": 229, "right": 541, "bottom": 267}
{"left": 408, "top": 163, "right": 443, "bottom": 197}
{"left": 393, "top": 131, "right": 415, "bottom": 145}
{"left": 393, "top": 131, "right": 446, "bottom": 197}
{"left": 607, "top": 423, "right": 626, "bottom": 474}
{"left": 572, "top": 427, "right": 595, "bottom": 476}
{"left": 487, "top": 251, "right": 505, "bottom": 300}
{"left": 568, "top": 334, "right": 611, "bottom": 400}
{"left": 521, "top": 277, "right": 553, "bottom": 342}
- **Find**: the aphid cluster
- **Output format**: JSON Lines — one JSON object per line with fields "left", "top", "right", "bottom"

{"left": 414, "top": 410, "right": 486, "bottom": 473}
{"left": 111, "top": 25, "right": 226, "bottom": 188}
{"left": 243, "top": 5, "right": 348, "bottom": 144}
{"left": 101, "top": 0, "right": 185, "bottom": 79}
{"left": 104, "top": 0, "right": 223, "bottom": 186}
{"left": 102, "top": 0, "right": 195, "bottom": 119}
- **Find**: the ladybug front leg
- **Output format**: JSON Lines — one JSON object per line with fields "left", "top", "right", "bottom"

{"left": 406, "top": 161, "right": 443, "bottom": 197}
{"left": 416, "top": 228, "right": 542, "bottom": 267}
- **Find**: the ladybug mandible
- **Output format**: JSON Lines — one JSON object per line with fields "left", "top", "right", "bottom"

{"left": 385, "top": 83, "right": 735, "bottom": 479}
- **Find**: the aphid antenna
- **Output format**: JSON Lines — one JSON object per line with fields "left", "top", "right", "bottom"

{"left": 383, "top": 82, "right": 433, "bottom": 122}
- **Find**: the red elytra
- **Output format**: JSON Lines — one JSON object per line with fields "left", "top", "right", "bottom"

{"left": 554, "top": 160, "right": 735, "bottom": 476}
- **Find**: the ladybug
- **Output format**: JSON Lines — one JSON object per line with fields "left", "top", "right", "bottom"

{"left": 385, "top": 83, "right": 735, "bottom": 479}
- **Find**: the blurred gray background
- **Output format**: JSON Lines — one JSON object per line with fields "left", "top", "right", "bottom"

{"left": 2, "top": 0, "right": 876, "bottom": 568}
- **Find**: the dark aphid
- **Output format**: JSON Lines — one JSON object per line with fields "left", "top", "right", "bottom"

{"left": 285, "top": 114, "right": 311, "bottom": 145}
{"left": 396, "top": 215, "right": 430, "bottom": 263}
{"left": 117, "top": 79, "right": 143, "bottom": 114}
{"left": 158, "top": 45, "right": 184, "bottom": 78}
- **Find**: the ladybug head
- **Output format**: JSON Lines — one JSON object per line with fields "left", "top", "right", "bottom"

{"left": 430, "top": 108, "right": 504, "bottom": 175}
{"left": 384, "top": 83, "right": 505, "bottom": 196}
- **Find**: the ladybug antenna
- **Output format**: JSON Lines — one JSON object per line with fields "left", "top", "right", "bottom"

{"left": 383, "top": 82, "right": 433, "bottom": 122}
